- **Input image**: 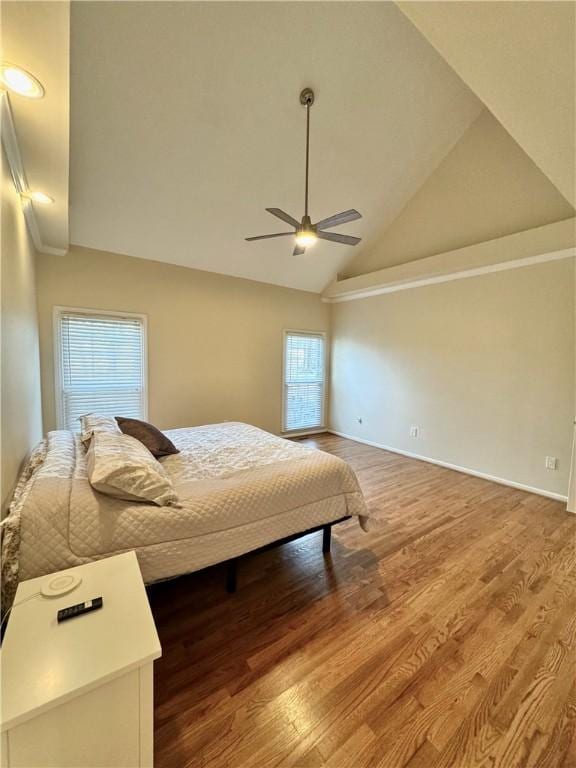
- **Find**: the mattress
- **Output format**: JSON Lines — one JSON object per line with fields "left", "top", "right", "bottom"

{"left": 7, "top": 422, "right": 369, "bottom": 592}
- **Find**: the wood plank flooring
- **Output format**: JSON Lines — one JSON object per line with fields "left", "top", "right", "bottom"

{"left": 149, "top": 434, "right": 576, "bottom": 768}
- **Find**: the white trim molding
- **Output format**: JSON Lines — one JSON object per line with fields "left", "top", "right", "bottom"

{"left": 329, "top": 429, "right": 569, "bottom": 503}
{"left": 280, "top": 428, "right": 327, "bottom": 439}
{"left": 323, "top": 248, "right": 575, "bottom": 303}
{"left": 1, "top": 89, "right": 67, "bottom": 256}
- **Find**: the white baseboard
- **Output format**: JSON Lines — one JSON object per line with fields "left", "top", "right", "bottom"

{"left": 328, "top": 430, "right": 569, "bottom": 503}
{"left": 281, "top": 428, "right": 328, "bottom": 439}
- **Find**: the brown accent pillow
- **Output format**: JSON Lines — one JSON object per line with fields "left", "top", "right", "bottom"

{"left": 115, "top": 417, "right": 180, "bottom": 458}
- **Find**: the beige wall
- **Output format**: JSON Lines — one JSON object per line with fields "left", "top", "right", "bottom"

{"left": 36, "top": 246, "right": 330, "bottom": 435}
{"left": 330, "top": 258, "right": 575, "bottom": 497}
{"left": 1, "top": 149, "right": 43, "bottom": 513}
{"left": 345, "top": 110, "right": 574, "bottom": 278}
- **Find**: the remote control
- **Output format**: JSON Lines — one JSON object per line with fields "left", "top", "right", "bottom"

{"left": 57, "top": 597, "right": 103, "bottom": 623}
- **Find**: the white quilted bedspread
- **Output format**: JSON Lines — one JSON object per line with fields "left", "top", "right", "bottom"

{"left": 163, "top": 422, "right": 322, "bottom": 479}
{"left": 12, "top": 422, "right": 369, "bottom": 586}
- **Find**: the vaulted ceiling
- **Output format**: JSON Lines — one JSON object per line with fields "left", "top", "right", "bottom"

{"left": 397, "top": 1, "right": 575, "bottom": 207}
{"left": 68, "top": 1, "right": 481, "bottom": 292}
{"left": 343, "top": 108, "right": 574, "bottom": 279}
{"left": 5, "top": 1, "right": 574, "bottom": 292}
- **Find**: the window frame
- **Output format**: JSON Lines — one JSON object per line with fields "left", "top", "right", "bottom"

{"left": 281, "top": 329, "right": 328, "bottom": 435}
{"left": 53, "top": 306, "right": 149, "bottom": 430}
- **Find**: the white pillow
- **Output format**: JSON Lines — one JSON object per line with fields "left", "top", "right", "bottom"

{"left": 79, "top": 413, "right": 122, "bottom": 445}
{"left": 86, "top": 432, "right": 179, "bottom": 507}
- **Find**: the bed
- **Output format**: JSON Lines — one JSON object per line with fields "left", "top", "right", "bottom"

{"left": 2, "top": 422, "right": 369, "bottom": 606}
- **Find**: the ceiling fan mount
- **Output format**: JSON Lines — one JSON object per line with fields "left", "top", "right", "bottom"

{"left": 299, "top": 87, "right": 315, "bottom": 107}
{"left": 246, "top": 87, "right": 362, "bottom": 256}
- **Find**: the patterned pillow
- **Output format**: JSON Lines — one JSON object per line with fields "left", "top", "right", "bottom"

{"left": 86, "top": 432, "right": 179, "bottom": 506}
{"left": 79, "top": 413, "right": 122, "bottom": 445}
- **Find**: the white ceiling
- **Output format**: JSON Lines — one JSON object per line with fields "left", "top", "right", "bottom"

{"left": 69, "top": 1, "right": 481, "bottom": 292}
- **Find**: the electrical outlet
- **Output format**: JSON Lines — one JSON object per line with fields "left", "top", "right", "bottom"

{"left": 409, "top": 426, "right": 419, "bottom": 438}
{"left": 545, "top": 456, "right": 558, "bottom": 470}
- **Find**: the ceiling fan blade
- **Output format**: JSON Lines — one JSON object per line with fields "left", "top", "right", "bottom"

{"left": 314, "top": 209, "right": 362, "bottom": 230}
{"left": 245, "top": 232, "right": 294, "bottom": 242}
{"left": 317, "top": 231, "right": 361, "bottom": 246}
{"left": 266, "top": 208, "right": 300, "bottom": 228}
{"left": 293, "top": 245, "right": 306, "bottom": 256}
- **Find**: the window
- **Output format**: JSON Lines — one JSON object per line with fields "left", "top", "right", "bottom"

{"left": 55, "top": 308, "right": 147, "bottom": 430}
{"left": 283, "top": 331, "right": 326, "bottom": 432}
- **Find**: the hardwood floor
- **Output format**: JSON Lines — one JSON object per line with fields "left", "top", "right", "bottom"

{"left": 150, "top": 434, "right": 576, "bottom": 768}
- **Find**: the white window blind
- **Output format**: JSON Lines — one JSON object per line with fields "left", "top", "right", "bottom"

{"left": 56, "top": 310, "right": 147, "bottom": 430}
{"left": 283, "top": 331, "right": 326, "bottom": 432}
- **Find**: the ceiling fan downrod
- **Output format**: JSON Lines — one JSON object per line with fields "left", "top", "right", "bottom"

{"left": 300, "top": 87, "right": 315, "bottom": 221}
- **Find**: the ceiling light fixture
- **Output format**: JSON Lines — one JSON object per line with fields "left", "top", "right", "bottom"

{"left": 0, "top": 63, "right": 45, "bottom": 99}
{"left": 245, "top": 88, "right": 362, "bottom": 255}
{"left": 294, "top": 230, "right": 317, "bottom": 248}
{"left": 24, "top": 191, "right": 54, "bottom": 205}
{"left": 29, "top": 191, "right": 54, "bottom": 205}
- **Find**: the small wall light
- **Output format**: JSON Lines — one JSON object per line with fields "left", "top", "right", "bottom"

{"left": 0, "top": 63, "right": 45, "bottom": 99}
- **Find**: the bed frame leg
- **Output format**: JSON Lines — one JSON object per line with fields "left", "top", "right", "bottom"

{"left": 322, "top": 524, "right": 332, "bottom": 554}
{"left": 226, "top": 559, "right": 237, "bottom": 594}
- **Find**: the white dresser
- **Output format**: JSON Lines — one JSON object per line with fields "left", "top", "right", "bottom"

{"left": 1, "top": 552, "right": 162, "bottom": 767}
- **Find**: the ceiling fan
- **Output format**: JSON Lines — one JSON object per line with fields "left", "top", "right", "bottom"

{"left": 246, "top": 88, "right": 362, "bottom": 256}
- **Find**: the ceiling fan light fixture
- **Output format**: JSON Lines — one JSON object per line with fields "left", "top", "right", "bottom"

{"left": 245, "top": 87, "right": 362, "bottom": 253}
{"left": 0, "top": 63, "right": 45, "bottom": 99}
{"left": 295, "top": 230, "right": 317, "bottom": 248}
